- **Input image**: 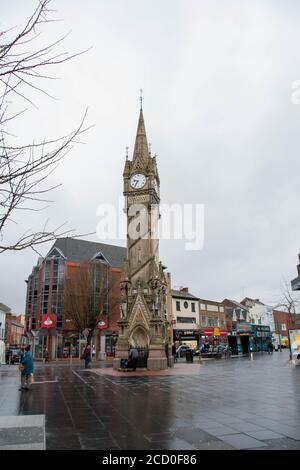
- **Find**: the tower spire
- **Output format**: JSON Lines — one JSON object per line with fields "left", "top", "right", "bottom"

{"left": 132, "top": 97, "right": 149, "bottom": 164}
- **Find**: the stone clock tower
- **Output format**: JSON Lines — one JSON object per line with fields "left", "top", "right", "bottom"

{"left": 113, "top": 104, "right": 169, "bottom": 371}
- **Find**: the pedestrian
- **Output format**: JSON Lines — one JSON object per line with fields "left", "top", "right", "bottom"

{"left": 44, "top": 349, "right": 49, "bottom": 363}
{"left": 268, "top": 340, "right": 273, "bottom": 354}
{"left": 128, "top": 346, "right": 139, "bottom": 371}
{"left": 172, "top": 344, "right": 177, "bottom": 363}
{"left": 83, "top": 344, "right": 91, "bottom": 369}
{"left": 19, "top": 345, "right": 34, "bottom": 391}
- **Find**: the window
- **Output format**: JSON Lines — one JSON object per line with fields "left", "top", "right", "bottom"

{"left": 176, "top": 317, "right": 196, "bottom": 324}
{"left": 184, "top": 301, "right": 188, "bottom": 309}
{"left": 176, "top": 301, "right": 180, "bottom": 311}
{"left": 191, "top": 303, "right": 195, "bottom": 312}
{"left": 201, "top": 316, "right": 207, "bottom": 326}
{"left": 208, "top": 317, "right": 214, "bottom": 327}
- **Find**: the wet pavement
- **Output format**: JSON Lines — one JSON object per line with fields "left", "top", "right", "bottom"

{"left": 0, "top": 350, "right": 300, "bottom": 450}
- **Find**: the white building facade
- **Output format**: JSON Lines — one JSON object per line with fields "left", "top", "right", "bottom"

{"left": 241, "top": 298, "right": 271, "bottom": 326}
{"left": 171, "top": 288, "right": 200, "bottom": 349}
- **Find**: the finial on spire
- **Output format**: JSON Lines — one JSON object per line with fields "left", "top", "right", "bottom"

{"left": 149, "top": 142, "right": 152, "bottom": 155}
{"left": 125, "top": 146, "right": 129, "bottom": 160}
{"left": 139, "top": 88, "right": 143, "bottom": 110}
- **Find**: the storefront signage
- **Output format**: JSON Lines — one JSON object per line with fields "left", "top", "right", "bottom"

{"left": 236, "top": 323, "right": 252, "bottom": 333}
{"left": 252, "top": 325, "right": 271, "bottom": 338}
{"left": 173, "top": 329, "right": 200, "bottom": 341}
{"left": 201, "top": 328, "right": 228, "bottom": 337}
{"left": 41, "top": 314, "right": 56, "bottom": 329}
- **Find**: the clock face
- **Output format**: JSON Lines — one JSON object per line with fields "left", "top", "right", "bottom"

{"left": 130, "top": 173, "right": 146, "bottom": 189}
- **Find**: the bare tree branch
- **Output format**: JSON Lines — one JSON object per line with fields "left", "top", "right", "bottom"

{"left": 0, "top": 0, "right": 91, "bottom": 253}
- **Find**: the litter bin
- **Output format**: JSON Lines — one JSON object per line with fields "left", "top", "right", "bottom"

{"left": 186, "top": 349, "right": 193, "bottom": 363}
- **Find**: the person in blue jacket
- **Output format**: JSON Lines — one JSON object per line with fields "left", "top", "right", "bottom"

{"left": 19, "top": 345, "right": 34, "bottom": 391}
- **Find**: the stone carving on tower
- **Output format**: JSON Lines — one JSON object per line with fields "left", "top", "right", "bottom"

{"left": 113, "top": 101, "right": 169, "bottom": 371}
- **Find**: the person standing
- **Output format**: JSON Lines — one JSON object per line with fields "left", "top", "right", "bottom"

{"left": 172, "top": 344, "right": 177, "bottom": 363}
{"left": 19, "top": 345, "right": 34, "bottom": 391}
{"left": 83, "top": 344, "right": 91, "bottom": 369}
{"left": 128, "top": 346, "right": 139, "bottom": 371}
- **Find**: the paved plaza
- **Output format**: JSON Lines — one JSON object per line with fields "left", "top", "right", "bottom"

{"left": 0, "top": 350, "right": 300, "bottom": 450}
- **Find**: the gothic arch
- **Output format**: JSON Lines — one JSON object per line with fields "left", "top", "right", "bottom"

{"left": 129, "top": 325, "right": 149, "bottom": 348}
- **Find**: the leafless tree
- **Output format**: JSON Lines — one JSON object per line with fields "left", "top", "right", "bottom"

{"left": 0, "top": 0, "right": 90, "bottom": 254}
{"left": 275, "top": 279, "right": 300, "bottom": 317}
{"left": 64, "top": 261, "right": 120, "bottom": 347}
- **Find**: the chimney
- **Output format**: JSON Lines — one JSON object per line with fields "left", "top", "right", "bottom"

{"left": 180, "top": 287, "right": 189, "bottom": 293}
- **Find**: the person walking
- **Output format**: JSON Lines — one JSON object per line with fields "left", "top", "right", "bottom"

{"left": 19, "top": 345, "right": 34, "bottom": 391}
{"left": 44, "top": 349, "right": 49, "bottom": 363}
{"left": 128, "top": 346, "right": 139, "bottom": 371}
{"left": 83, "top": 344, "right": 91, "bottom": 369}
{"left": 268, "top": 340, "right": 274, "bottom": 354}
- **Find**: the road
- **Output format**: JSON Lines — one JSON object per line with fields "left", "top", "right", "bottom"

{"left": 0, "top": 350, "right": 299, "bottom": 450}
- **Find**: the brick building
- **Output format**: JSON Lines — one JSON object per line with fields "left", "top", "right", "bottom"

{"left": 25, "top": 237, "right": 125, "bottom": 359}
{"left": 198, "top": 299, "right": 228, "bottom": 347}
{"left": 272, "top": 309, "right": 298, "bottom": 347}
{"left": 223, "top": 299, "right": 253, "bottom": 354}
{"left": 5, "top": 313, "right": 25, "bottom": 349}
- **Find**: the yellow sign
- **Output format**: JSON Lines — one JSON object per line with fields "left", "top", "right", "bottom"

{"left": 214, "top": 327, "right": 220, "bottom": 337}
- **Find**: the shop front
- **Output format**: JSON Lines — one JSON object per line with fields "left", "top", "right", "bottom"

{"left": 230, "top": 323, "right": 254, "bottom": 354}
{"left": 252, "top": 325, "right": 272, "bottom": 352}
{"left": 200, "top": 327, "right": 228, "bottom": 348}
{"left": 173, "top": 329, "right": 200, "bottom": 350}
{"left": 105, "top": 330, "right": 118, "bottom": 357}
{"left": 230, "top": 323, "right": 272, "bottom": 354}
{"left": 61, "top": 331, "right": 80, "bottom": 358}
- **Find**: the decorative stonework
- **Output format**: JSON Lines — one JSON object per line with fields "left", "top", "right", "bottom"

{"left": 113, "top": 107, "right": 169, "bottom": 371}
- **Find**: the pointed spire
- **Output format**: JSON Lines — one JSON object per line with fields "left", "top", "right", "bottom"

{"left": 132, "top": 107, "right": 150, "bottom": 164}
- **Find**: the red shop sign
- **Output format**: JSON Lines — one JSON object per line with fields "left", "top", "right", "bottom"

{"left": 41, "top": 314, "right": 57, "bottom": 329}
{"left": 96, "top": 318, "right": 108, "bottom": 330}
{"left": 202, "top": 328, "right": 228, "bottom": 337}
{"left": 203, "top": 329, "right": 214, "bottom": 336}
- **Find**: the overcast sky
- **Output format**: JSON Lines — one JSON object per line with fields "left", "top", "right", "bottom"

{"left": 1, "top": 0, "right": 300, "bottom": 312}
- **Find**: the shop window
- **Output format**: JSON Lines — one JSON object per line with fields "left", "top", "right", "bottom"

{"left": 176, "top": 317, "right": 196, "bottom": 324}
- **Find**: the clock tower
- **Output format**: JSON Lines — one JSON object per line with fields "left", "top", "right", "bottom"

{"left": 113, "top": 104, "right": 169, "bottom": 371}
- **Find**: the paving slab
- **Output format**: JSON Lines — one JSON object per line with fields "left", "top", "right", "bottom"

{"left": 219, "top": 433, "right": 268, "bottom": 449}
{"left": 1, "top": 350, "right": 299, "bottom": 450}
